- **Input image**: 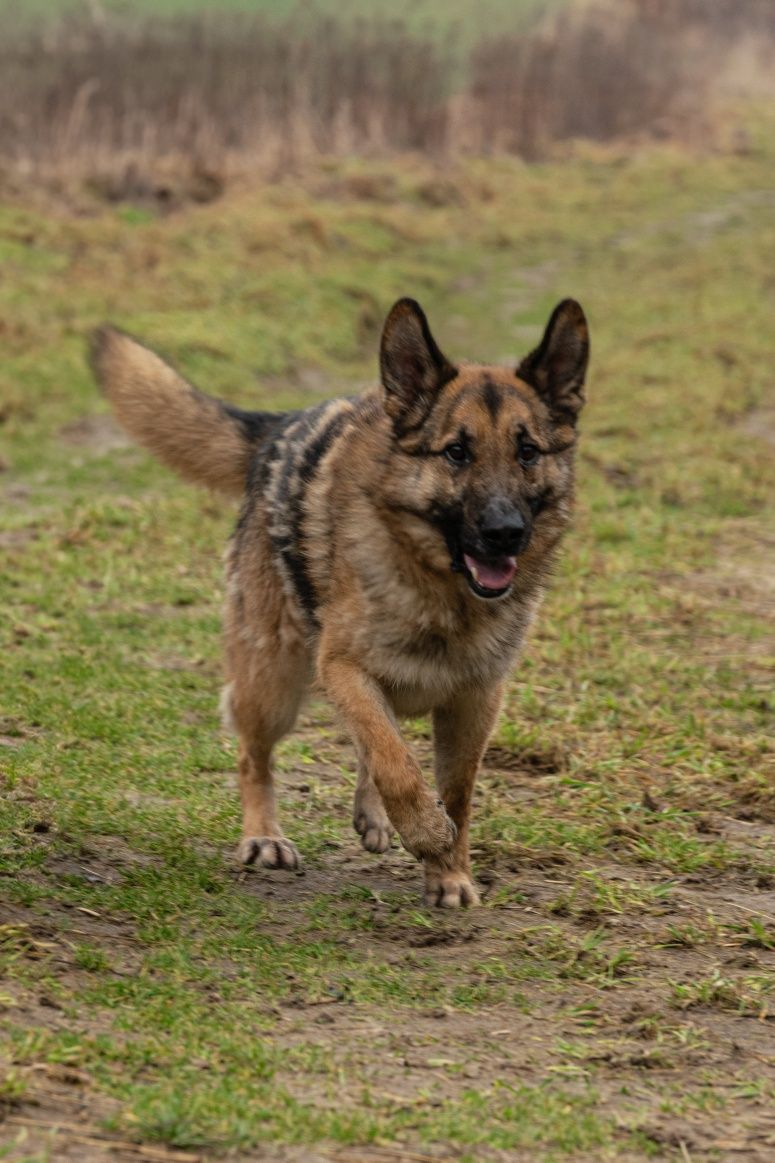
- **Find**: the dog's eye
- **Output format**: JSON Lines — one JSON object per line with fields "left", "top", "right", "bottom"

{"left": 444, "top": 442, "right": 470, "bottom": 466}
{"left": 518, "top": 442, "right": 541, "bottom": 467}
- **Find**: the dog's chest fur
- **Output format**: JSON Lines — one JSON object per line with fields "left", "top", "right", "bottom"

{"left": 353, "top": 592, "right": 541, "bottom": 714}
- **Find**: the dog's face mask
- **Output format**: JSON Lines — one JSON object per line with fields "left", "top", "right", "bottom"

{"left": 379, "top": 297, "right": 589, "bottom": 600}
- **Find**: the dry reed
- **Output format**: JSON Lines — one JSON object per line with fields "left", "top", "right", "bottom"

{"left": 0, "top": 0, "right": 770, "bottom": 199}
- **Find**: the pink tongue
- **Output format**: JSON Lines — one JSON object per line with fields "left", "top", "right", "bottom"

{"left": 463, "top": 554, "right": 517, "bottom": 591}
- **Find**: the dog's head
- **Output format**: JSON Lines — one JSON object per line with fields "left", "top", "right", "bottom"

{"left": 378, "top": 297, "right": 589, "bottom": 600}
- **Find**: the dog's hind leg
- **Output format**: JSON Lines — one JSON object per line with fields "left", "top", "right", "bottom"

{"left": 224, "top": 579, "right": 312, "bottom": 872}
{"left": 228, "top": 659, "right": 309, "bottom": 869}
{"left": 423, "top": 682, "right": 504, "bottom": 908}
{"left": 234, "top": 732, "right": 302, "bottom": 871}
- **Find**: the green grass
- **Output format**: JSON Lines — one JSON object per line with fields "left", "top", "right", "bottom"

{"left": 1, "top": 132, "right": 774, "bottom": 1159}
{"left": 0, "top": 0, "right": 558, "bottom": 42}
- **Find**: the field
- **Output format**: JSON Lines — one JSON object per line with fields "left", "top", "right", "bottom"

{"left": 8, "top": 0, "right": 770, "bottom": 186}
{"left": 1, "top": 119, "right": 774, "bottom": 1162}
{"left": 0, "top": 0, "right": 551, "bottom": 35}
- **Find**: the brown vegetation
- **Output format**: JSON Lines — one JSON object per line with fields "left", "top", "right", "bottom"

{"left": 0, "top": 0, "right": 772, "bottom": 196}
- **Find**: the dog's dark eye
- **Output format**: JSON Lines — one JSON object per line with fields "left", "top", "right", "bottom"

{"left": 518, "top": 442, "right": 541, "bottom": 467}
{"left": 444, "top": 442, "right": 470, "bottom": 466}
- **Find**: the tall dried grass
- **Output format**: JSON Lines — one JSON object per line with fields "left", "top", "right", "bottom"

{"left": 0, "top": 0, "right": 771, "bottom": 198}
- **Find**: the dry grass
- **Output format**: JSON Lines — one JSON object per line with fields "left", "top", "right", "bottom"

{"left": 1, "top": 0, "right": 773, "bottom": 197}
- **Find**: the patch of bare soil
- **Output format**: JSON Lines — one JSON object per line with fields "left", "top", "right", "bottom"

{"left": 59, "top": 415, "right": 132, "bottom": 455}
{"left": 482, "top": 742, "right": 567, "bottom": 775}
{"left": 737, "top": 406, "right": 775, "bottom": 447}
{"left": 0, "top": 529, "right": 39, "bottom": 550}
{"left": 663, "top": 520, "right": 775, "bottom": 647}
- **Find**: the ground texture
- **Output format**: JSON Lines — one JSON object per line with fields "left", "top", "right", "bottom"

{"left": 1, "top": 137, "right": 773, "bottom": 1161}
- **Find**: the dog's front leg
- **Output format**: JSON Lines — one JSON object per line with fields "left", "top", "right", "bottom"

{"left": 424, "top": 682, "right": 505, "bottom": 908}
{"left": 318, "top": 647, "right": 456, "bottom": 861}
{"left": 352, "top": 756, "right": 394, "bottom": 853}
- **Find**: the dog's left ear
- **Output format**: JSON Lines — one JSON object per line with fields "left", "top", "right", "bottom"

{"left": 517, "top": 299, "right": 589, "bottom": 426}
{"left": 380, "top": 298, "right": 457, "bottom": 433}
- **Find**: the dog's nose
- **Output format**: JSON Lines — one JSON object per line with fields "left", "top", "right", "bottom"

{"left": 480, "top": 507, "right": 527, "bottom": 555}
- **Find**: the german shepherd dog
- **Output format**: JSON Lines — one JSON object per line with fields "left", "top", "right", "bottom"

{"left": 91, "top": 298, "right": 589, "bottom": 907}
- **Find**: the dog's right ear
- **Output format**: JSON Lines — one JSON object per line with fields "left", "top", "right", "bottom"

{"left": 380, "top": 299, "right": 457, "bottom": 433}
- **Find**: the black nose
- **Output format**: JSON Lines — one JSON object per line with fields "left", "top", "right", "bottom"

{"left": 480, "top": 507, "right": 527, "bottom": 556}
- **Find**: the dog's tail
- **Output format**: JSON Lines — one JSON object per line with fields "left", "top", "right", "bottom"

{"left": 90, "top": 327, "right": 286, "bottom": 498}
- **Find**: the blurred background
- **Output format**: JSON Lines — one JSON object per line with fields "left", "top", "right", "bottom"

{"left": 1, "top": 0, "right": 773, "bottom": 195}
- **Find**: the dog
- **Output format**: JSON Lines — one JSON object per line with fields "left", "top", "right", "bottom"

{"left": 91, "top": 297, "right": 589, "bottom": 907}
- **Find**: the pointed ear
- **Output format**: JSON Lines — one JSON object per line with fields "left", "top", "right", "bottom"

{"left": 517, "top": 299, "right": 589, "bottom": 426}
{"left": 380, "top": 298, "right": 456, "bottom": 433}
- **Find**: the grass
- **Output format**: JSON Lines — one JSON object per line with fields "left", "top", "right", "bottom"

{"left": 0, "top": 130, "right": 774, "bottom": 1159}
{"left": 0, "top": 0, "right": 556, "bottom": 39}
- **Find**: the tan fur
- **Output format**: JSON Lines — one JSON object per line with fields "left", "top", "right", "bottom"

{"left": 92, "top": 298, "right": 589, "bottom": 907}
{"left": 91, "top": 327, "right": 251, "bottom": 497}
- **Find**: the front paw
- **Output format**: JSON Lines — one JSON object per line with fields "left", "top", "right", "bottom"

{"left": 237, "top": 835, "right": 301, "bottom": 871}
{"left": 424, "top": 867, "right": 480, "bottom": 908}
{"left": 353, "top": 775, "right": 394, "bottom": 854}
{"left": 354, "top": 809, "right": 393, "bottom": 854}
{"left": 396, "top": 794, "right": 457, "bottom": 861}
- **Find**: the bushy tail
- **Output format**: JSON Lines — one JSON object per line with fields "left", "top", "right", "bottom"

{"left": 90, "top": 327, "right": 285, "bottom": 498}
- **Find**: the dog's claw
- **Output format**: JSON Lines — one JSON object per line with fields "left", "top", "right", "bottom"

{"left": 424, "top": 869, "right": 480, "bottom": 909}
{"left": 238, "top": 836, "right": 301, "bottom": 871}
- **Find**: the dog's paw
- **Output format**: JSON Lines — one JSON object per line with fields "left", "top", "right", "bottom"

{"left": 424, "top": 868, "right": 480, "bottom": 909}
{"left": 353, "top": 809, "right": 393, "bottom": 854}
{"left": 238, "top": 836, "right": 301, "bottom": 871}
{"left": 397, "top": 796, "right": 457, "bottom": 861}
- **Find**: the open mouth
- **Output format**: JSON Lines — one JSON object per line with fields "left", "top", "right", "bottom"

{"left": 461, "top": 552, "right": 517, "bottom": 599}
